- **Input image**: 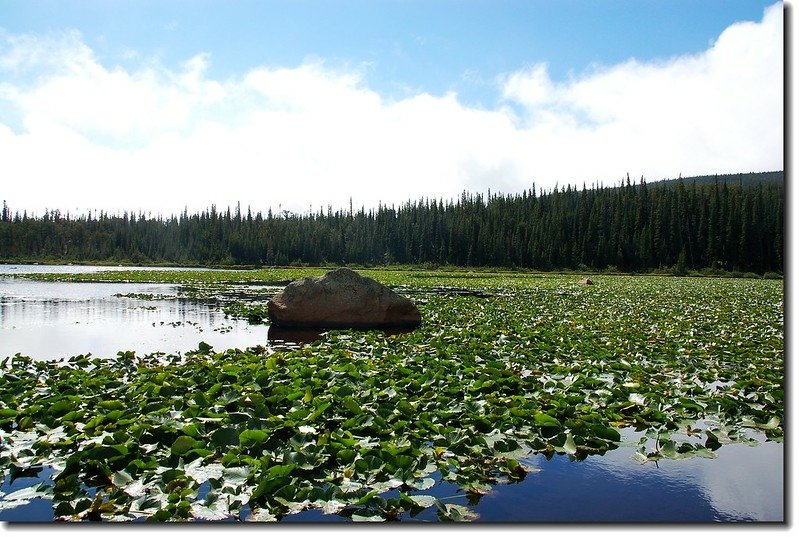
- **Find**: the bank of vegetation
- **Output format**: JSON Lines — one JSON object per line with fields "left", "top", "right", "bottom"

{"left": 0, "top": 171, "right": 783, "bottom": 274}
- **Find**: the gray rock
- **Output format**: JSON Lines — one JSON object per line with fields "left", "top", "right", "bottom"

{"left": 267, "top": 267, "right": 421, "bottom": 329}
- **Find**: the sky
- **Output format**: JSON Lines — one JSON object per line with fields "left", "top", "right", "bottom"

{"left": 0, "top": 0, "right": 785, "bottom": 216}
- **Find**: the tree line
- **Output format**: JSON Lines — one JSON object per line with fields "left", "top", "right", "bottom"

{"left": 0, "top": 171, "right": 784, "bottom": 274}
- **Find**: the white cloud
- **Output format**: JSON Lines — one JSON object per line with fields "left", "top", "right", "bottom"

{"left": 502, "top": 63, "right": 556, "bottom": 108}
{"left": 0, "top": 2, "right": 783, "bottom": 216}
{"left": 500, "top": 2, "right": 782, "bottom": 183}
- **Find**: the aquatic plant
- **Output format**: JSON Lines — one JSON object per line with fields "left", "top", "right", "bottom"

{"left": 0, "top": 274, "right": 783, "bottom": 521}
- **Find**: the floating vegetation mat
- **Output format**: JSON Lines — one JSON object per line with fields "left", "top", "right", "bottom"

{"left": 0, "top": 274, "right": 783, "bottom": 522}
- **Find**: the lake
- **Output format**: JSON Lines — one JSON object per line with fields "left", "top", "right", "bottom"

{"left": 0, "top": 265, "right": 784, "bottom": 523}
{"left": 0, "top": 265, "right": 276, "bottom": 361}
{"left": 0, "top": 426, "right": 783, "bottom": 523}
{"left": 285, "top": 427, "right": 783, "bottom": 523}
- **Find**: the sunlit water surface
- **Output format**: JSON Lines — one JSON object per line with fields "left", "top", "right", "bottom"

{"left": 1, "top": 433, "right": 783, "bottom": 523}
{"left": 0, "top": 265, "right": 784, "bottom": 522}
{"left": 281, "top": 427, "right": 783, "bottom": 523}
{"left": 0, "top": 265, "right": 273, "bottom": 361}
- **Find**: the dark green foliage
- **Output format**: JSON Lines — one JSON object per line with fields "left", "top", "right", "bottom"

{"left": 0, "top": 171, "right": 784, "bottom": 273}
{"left": 0, "top": 275, "right": 784, "bottom": 522}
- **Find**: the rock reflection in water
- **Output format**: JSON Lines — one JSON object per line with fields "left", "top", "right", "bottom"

{"left": 267, "top": 326, "right": 326, "bottom": 345}
{"left": 266, "top": 325, "right": 417, "bottom": 347}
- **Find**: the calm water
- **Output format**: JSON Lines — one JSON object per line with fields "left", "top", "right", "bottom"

{"left": 280, "top": 425, "right": 784, "bottom": 523}
{"left": 470, "top": 432, "right": 783, "bottom": 523}
{"left": 0, "top": 264, "right": 272, "bottom": 361}
{"left": 0, "top": 265, "right": 785, "bottom": 522}
{"left": 1, "top": 430, "right": 783, "bottom": 523}
{"left": 0, "top": 264, "right": 217, "bottom": 274}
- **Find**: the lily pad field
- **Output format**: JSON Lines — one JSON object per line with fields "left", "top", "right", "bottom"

{"left": 0, "top": 266, "right": 784, "bottom": 522}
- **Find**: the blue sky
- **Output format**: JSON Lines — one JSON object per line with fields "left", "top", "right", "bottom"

{"left": 0, "top": 0, "right": 784, "bottom": 215}
{"left": 1, "top": 0, "right": 776, "bottom": 104}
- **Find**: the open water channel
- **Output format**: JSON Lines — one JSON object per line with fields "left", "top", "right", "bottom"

{"left": 0, "top": 264, "right": 276, "bottom": 362}
{"left": 0, "top": 265, "right": 784, "bottom": 523}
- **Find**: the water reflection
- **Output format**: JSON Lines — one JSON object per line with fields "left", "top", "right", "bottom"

{"left": 462, "top": 431, "right": 783, "bottom": 522}
{"left": 267, "top": 326, "right": 326, "bottom": 345}
{"left": 284, "top": 428, "right": 783, "bottom": 523}
{"left": 693, "top": 441, "right": 783, "bottom": 520}
{"left": 0, "top": 279, "right": 271, "bottom": 361}
{"left": 0, "top": 263, "right": 222, "bottom": 275}
{"left": 586, "top": 431, "right": 784, "bottom": 522}
{"left": 0, "top": 266, "right": 784, "bottom": 522}
{"left": 266, "top": 325, "right": 417, "bottom": 346}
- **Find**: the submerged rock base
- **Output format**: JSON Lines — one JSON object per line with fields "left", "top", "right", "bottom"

{"left": 266, "top": 267, "right": 422, "bottom": 329}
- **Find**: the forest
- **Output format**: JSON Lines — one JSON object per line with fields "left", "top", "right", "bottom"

{"left": 0, "top": 171, "right": 784, "bottom": 274}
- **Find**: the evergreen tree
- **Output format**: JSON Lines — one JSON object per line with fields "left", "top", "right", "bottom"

{"left": 0, "top": 172, "right": 784, "bottom": 274}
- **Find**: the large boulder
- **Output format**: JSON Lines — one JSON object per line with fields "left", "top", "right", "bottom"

{"left": 267, "top": 267, "right": 421, "bottom": 329}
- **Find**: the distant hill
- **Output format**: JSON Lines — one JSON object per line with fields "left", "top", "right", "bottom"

{"left": 652, "top": 170, "right": 784, "bottom": 188}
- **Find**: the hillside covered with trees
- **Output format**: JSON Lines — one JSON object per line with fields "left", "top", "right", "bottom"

{"left": 0, "top": 171, "right": 784, "bottom": 274}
